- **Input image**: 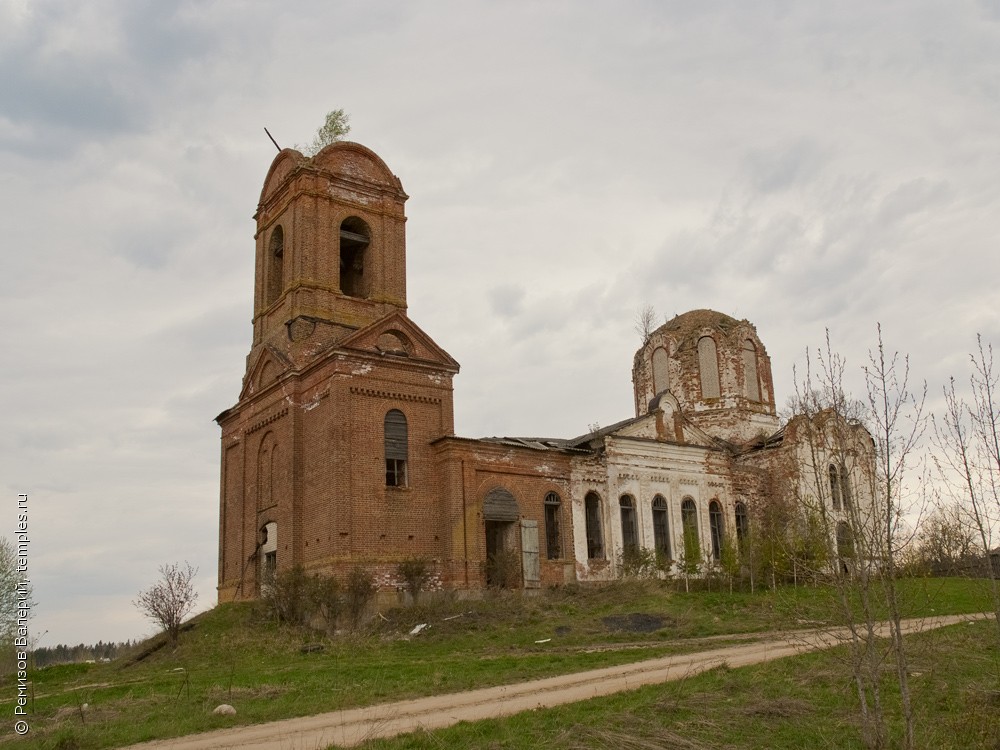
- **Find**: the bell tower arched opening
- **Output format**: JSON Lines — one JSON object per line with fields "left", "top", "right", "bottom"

{"left": 266, "top": 226, "right": 284, "bottom": 307}
{"left": 339, "top": 217, "right": 370, "bottom": 298}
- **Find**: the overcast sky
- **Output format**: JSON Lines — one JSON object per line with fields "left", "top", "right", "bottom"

{"left": 3, "top": 0, "right": 999, "bottom": 647}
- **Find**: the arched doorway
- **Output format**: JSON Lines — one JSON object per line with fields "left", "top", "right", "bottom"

{"left": 483, "top": 487, "right": 521, "bottom": 588}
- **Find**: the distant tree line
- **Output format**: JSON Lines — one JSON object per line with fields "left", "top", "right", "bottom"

{"left": 33, "top": 639, "right": 134, "bottom": 668}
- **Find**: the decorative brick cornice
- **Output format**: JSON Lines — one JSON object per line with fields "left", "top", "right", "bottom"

{"left": 349, "top": 386, "right": 441, "bottom": 405}
{"left": 247, "top": 407, "right": 289, "bottom": 435}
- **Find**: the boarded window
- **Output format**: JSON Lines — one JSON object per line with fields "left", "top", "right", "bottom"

{"left": 620, "top": 495, "right": 638, "bottom": 551}
{"left": 734, "top": 501, "right": 749, "bottom": 549}
{"left": 585, "top": 492, "right": 604, "bottom": 560}
{"left": 544, "top": 492, "right": 561, "bottom": 560}
{"left": 698, "top": 337, "right": 720, "bottom": 399}
{"left": 266, "top": 226, "right": 284, "bottom": 307}
{"left": 742, "top": 340, "right": 760, "bottom": 401}
{"left": 385, "top": 409, "right": 408, "bottom": 487}
{"left": 652, "top": 347, "right": 670, "bottom": 394}
{"left": 681, "top": 498, "right": 700, "bottom": 561}
{"left": 484, "top": 487, "right": 520, "bottom": 522}
{"left": 709, "top": 500, "right": 724, "bottom": 561}
{"left": 652, "top": 495, "right": 670, "bottom": 559}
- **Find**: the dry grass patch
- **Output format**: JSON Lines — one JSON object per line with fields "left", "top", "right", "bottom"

{"left": 738, "top": 695, "right": 813, "bottom": 718}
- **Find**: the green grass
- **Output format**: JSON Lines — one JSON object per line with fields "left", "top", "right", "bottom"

{"left": 356, "top": 618, "right": 1000, "bottom": 750}
{"left": 2, "top": 576, "right": 993, "bottom": 749}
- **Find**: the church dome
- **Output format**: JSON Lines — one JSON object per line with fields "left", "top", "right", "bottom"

{"left": 631, "top": 309, "right": 776, "bottom": 430}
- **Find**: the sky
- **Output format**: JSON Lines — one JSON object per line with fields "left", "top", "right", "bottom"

{"left": 3, "top": 0, "right": 999, "bottom": 648}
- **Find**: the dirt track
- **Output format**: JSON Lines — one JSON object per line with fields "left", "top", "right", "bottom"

{"left": 124, "top": 613, "right": 988, "bottom": 750}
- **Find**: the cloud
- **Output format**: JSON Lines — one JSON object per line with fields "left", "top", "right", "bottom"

{"left": 5, "top": 0, "right": 1000, "bottom": 648}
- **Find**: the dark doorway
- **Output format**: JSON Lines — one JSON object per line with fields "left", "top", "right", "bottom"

{"left": 485, "top": 520, "right": 519, "bottom": 588}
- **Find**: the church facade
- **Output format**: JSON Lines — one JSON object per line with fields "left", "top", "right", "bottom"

{"left": 216, "top": 142, "right": 869, "bottom": 602}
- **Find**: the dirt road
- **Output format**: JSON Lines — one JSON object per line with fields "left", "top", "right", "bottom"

{"left": 124, "top": 613, "right": 987, "bottom": 750}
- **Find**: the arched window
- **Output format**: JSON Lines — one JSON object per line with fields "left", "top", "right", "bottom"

{"left": 384, "top": 409, "right": 408, "bottom": 487}
{"left": 340, "top": 217, "right": 370, "bottom": 298}
{"left": 698, "top": 337, "right": 720, "bottom": 399}
{"left": 652, "top": 495, "right": 670, "bottom": 559}
{"left": 709, "top": 500, "right": 724, "bottom": 561}
{"left": 652, "top": 347, "right": 670, "bottom": 395}
{"left": 266, "top": 226, "right": 284, "bottom": 307}
{"left": 620, "top": 495, "right": 638, "bottom": 551}
{"left": 837, "top": 521, "right": 854, "bottom": 559}
{"left": 742, "top": 340, "right": 760, "bottom": 401}
{"left": 544, "top": 492, "right": 562, "bottom": 560}
{"left": 734, "top": 501, "right": 749, "bottom": 549}
{"left": 681, "top": 498, "right": 700, "bottom": 561}
{"left": 829, "top": 465, "right": 843, "bottom": 511}
{"left": 841, "top": 469, "right": 852, "bottom": 510}
{"left": 585, "top": 492, "right": 604, "bottom": 560}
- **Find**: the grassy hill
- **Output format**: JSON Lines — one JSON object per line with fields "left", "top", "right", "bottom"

{"left": 3, "top": 577, "right": 995, "bottom": 749}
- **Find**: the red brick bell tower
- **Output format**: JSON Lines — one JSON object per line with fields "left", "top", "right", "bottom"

{"left": 216, "top": 143, "right": 459, "bottom": 602}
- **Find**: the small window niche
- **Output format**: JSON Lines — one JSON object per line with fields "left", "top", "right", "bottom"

{"left": 340, "top": 217, "right": 370, "bottom": 298}
{"left": 742, "top": 339, "right": 761, "bottom": 401}
{"left": 652, "top": 346, "right": 670, "bottom": 395}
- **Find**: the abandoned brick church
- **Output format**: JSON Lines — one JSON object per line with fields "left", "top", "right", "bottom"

{"left": 216, "top": 142, "right": 868, "bottom": 602}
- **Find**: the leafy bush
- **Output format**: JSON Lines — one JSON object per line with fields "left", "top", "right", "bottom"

{"left": 261, "top": 565, "right": 311, "bottom": 625}
{"left": 396, "top": 558, "right": 432, "bottom": 603}
{"left": 486, "top": 549, "right": 521, "bottom": 589}
{"left": 261, "top": 565, "right": 342, "bottom": 630}
{"left": 346, "top": 566, "right": 376, "bottom": 629}
{"left": 308, "top": 574, "right": 342, "bottom": 632}
{"left": 618, "top": 546, "right": 659, "bottom": 579}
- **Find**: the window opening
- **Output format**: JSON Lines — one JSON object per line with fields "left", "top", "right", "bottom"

{"left": 259, "top": 521, "right": 277, "bottom": 593}
{"left": 698, "top": 337, "right": 720, "bottom": 399}
{"left": 734, "top": 501, "right": 749, "bottom": 549}
{"left": 709, "top": 500, "right": 724, "bottom": 561}
{"left": 841, "top": 469, "right": 852, "bottom": 510}
{"left": 829, "top": 465, "right": 842, "bottom": 511}
{"left": 384, "top": 409, "right": 408, "bottom": 487}
{"left": 652, "top": 495, "right": 670, "bottom": 559}
{"left": 544, "top": 492, "right": 561, "bottom": 560}
{"left": 620, "top": 495, "right": 638, "bottom": 551}
{"left": 585, "top": 492, "right": 604, "bottom": 560}
{"left": 837, "top": 522, "right": 854, "bottom": 559}
{"left": 339, "top": 217, "right": 370, "bottom": 298}
{"left": 681, "top": 498, "right": 700, "bottom": 561}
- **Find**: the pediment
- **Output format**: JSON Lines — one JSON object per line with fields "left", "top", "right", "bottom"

{"left": 607, "top": 394, "right": 719, "bottom": 449}
{"left": 240, "top": 346, "right": 293, "bottom": 400}
{"left": 338, "top": 312, "right": 459, "bottom": 371}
